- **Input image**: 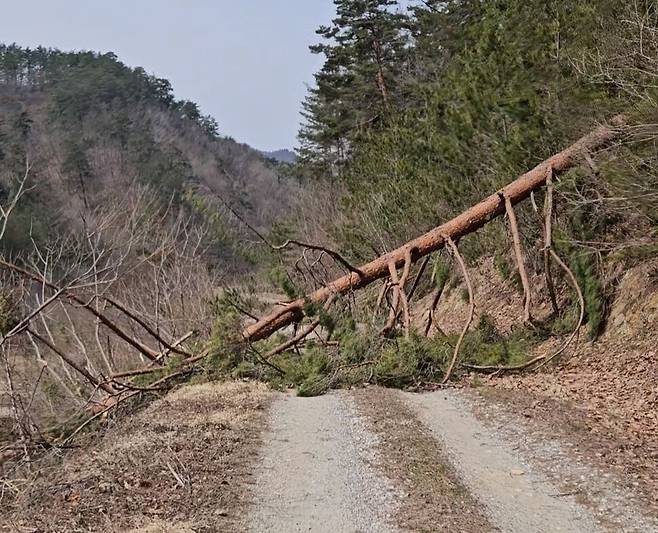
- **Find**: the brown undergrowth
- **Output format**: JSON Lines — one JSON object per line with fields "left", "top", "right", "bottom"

{"left": 1, "top": 381, "right": 270, "bottom": 533}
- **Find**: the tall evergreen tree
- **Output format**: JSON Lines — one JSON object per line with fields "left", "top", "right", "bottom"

{"left": 298, "top": 0, "right": 410, "bottom": 173}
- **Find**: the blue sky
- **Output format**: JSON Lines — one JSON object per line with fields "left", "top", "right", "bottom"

{"left": 0, "top": 1, "right": 337, "bottom": 151}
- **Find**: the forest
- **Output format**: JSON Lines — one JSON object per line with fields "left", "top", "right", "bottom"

{"left": 258, "top": 0, "right": 657, "bottom": 392}
{"left": 1, "top": 1, "right": 658, "bottom": 516}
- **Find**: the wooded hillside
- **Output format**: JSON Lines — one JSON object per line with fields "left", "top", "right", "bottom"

{"left": 295, "top": 0, "right": 657, "bottom": 265}
{"left": 0, "top": 45, "right": 296, "bottom": 269}
{"left": 236, "top": 0, "right": 658, "bottom": 393}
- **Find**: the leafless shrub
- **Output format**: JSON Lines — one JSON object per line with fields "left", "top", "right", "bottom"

{"left": 0, "top": 179, "right": 218, "bottom": 472}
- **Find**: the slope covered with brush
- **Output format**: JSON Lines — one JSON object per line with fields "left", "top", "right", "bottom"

{"left": 0, "top": 45, "right": 295, "bottom": 269}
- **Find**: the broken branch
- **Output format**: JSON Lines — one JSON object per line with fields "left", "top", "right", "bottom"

{"left": 543, "top": 168, "right": 560, "bottom": 315}
{"left": 442, "top": 237, "right": 474, "bottom": 384}
{"left": 504, "top": 194, "right": 533, "bottom": 323}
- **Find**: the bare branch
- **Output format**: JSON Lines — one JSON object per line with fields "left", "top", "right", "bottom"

{"left": 504, "top": 194, "right": 533, "bottom": 323}
{"left": 105, "top": 297, "right": 193, "bottom": 358}
{"left": 442, "top": 237, "right": 474, "bottom": 384}
{"left": 26, "top": 328, "right": 115, "bottom": 394}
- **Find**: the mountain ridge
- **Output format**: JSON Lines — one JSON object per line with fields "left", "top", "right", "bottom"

{"left": 261, "top": 148, "right": 296, "bottom": 164}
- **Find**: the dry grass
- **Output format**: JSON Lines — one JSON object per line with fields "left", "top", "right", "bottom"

{"left": 352, "top": 386, "right": 492, "bottom": 532}
{"left": 1, "top": 380, "right": 271, "bottom": 533}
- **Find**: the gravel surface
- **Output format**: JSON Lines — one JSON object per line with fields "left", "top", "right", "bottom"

{"left": 248, "top": 387, "right": 657, "bottom": 533}
{"left": 404, "top": 389, "right": 603, "bottom": 533}
{"left": 352, "top": 387, "right": 494, "bottom": 532}
{"left": 465, "top": 388, "right": 658, "bottom": 533}
{"left": 248, "top": 391, "right": 398, "bottom": 533}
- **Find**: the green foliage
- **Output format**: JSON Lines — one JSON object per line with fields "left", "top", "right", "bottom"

{"left": 494, "top": 250, "right": 523, "bottom": 294}
{"left": 0, "top": 290, "right": 18, "bottom": 335}
{"left": 298, "top": 0, "right": 410, "bottom": 173}
{"left": 205, "top": 293, "right": 248, "bottom": 375}
{"left": 298, "top": 0, "right": 656, "bottom": 275}
{"left": 302, "top": 299, "right": 320, "bottom": 317}
{"left": 128, "top": 355, "right": 188, "bottom": 388}
{"left": 212, "top": 300, "right": 573, "bottom": 394}
{"left": 494, "top": 251, "right": 513, "bottom": 281}
{"left": 268, "top": 266, "right": 300, "bottom": 300}
{"left": 460, "top": 315, "right": 536, "bottom": 369}
{"left": 571, "top": 254, "right": 606, "bottom": 340}
{"left": 373, "top": 339, "right": 421, "bottom": 387}
{"left": 336, "top": 328, "right": 372, "bottom": 365}
{"left": 553, "top": 228, "right": 607, "bottom": 340}
{"left": 129, "top": 131, "right": 189, "bottom": 203}
{"left": 374, "top": 334, "right": 449, "bottom": 387}
{"left": 62, "top": 136, "right": 93, "bottom": 205}
{"left": 262, "top": 345, "right": 333, "bottom": 397}
{"left": 432, "top": 258, "right": 451, "bottom": 291}
{"left": 0, "top": 45, "right": 218, "bottom": 135}
{"left": 291, "top": 0, "right": 658, "bottom": 346}
{"left": 297, "top": 376, "right": 331, "bottom": 398}
{"left": 550, "top": 306, "right": 580, "bottom": 336}
{"left": 41, "top": 379, "right": 63, "bottom": 404}
{"left": 232, "top": 361, "right": 259, "bottom": 380}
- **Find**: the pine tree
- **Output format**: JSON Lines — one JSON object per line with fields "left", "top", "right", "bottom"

{"left": 298, "top": 0, "right": 410, "bottom": 174}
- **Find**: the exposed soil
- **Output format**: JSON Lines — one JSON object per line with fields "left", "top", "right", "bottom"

{"left": 249, "top": 386, "right": 653, "bottom": 532}
{"left": 412, "top": 255, "right": 555, "bottom": 338}
{"left": 1, "top": 381, "right": 270, "bottom": 533}
{"left": 352, "top": 386, "right": 492, "bottom": 532}
{"left": 414, "top": 254, "right": 658, "bottom": 520}
{"left": 3, "top": 375, "right": 657, "bottom": 532}
{"left": 483, "top": 258, "right": 658, "bottom": 512}
{"left": 409, "top": 387, "right": 658, "bottom": 532}
{"left": 485, "top": 335, "right": 658, "bottom": 502}
{"left": 406, "top": 389, "right": 606, "bottom": 532}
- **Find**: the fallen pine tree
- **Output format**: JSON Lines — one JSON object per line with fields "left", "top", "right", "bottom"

{"left": 103, "top": 114, "right": 626, "bottom": 392}
{"left": 243, "top": 116, "right": 626, "bottom": 347}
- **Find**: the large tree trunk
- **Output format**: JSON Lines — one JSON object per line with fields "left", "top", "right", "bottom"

{"left": 244, "top": 117, "right": 625, "bottom": 343}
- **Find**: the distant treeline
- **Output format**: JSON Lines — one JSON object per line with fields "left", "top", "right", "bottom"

{"left": 0, "top": 44, "right": 219, "bottom": 137}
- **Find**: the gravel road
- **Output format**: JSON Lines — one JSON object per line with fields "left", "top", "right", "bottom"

{"left": 248, "top": 388, "right": 656, "bottom": 533}
{"left": 404, "top": 389, "right": 602, "bottom": 533}
{"left": 248, "top": 392, "right": 398, "bottom": 533}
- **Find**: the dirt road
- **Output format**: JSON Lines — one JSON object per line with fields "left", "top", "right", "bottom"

{"left": 5, "top": 382, "right": 655, "bottom": 532}
{"left": 248, "top": 393, "right": 398, "bottom": 532}
{"left": 248, "top": 387, "right": 658, "bottom": 533}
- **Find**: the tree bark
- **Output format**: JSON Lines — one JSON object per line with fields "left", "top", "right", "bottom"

{"left": 243, "top": 117, "right": 625, "bottom": 344}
